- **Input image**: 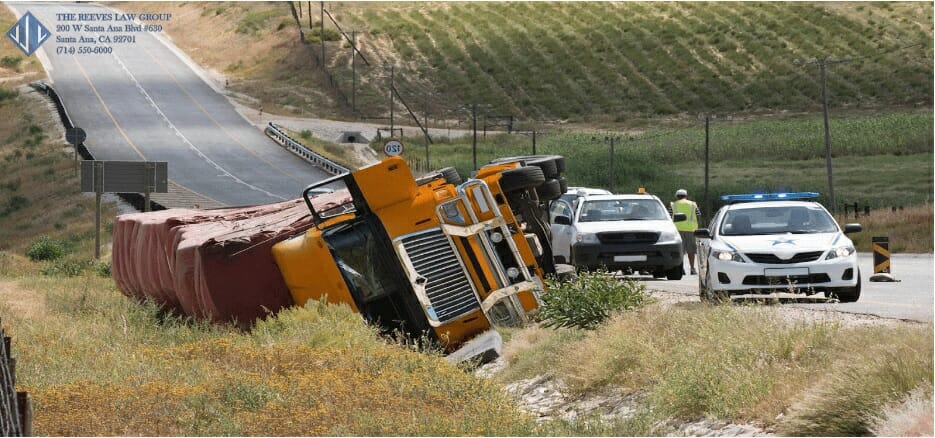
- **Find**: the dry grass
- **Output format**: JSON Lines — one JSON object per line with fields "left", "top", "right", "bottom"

{"left": 871, "top": 386, "right": 934, "bottom": 437}
{"left": 7, "top": 275, "right": 534, "bottom": 435}
{"left": 839, "top": 203, "right": 933, "bottom": 253}
{"left": 500, "top": 302, "right": 933, "bottom": 433}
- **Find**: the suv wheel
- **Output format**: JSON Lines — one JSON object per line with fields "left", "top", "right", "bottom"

{"left": 666, "top": 265, "right": 683, "bottom": 281}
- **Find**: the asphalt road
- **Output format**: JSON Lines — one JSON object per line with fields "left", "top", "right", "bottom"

{"left": 13, "top": 3, "right": 332, "bottom": 206}
{"left": 643, "top": 253, "right": 934, "bottom": 323}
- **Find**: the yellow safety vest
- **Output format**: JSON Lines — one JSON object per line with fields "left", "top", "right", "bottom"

{"left": 671, "top": 199, "right": 698, "bottom": 232}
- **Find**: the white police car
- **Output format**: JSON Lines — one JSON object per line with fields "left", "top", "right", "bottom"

{"left": 694, "top": 192, "right": 862, "bottom": 302}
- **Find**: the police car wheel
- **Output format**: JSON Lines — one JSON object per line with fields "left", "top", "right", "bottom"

{"left": 831, "top": 274, "right": 861, "bottom": 303}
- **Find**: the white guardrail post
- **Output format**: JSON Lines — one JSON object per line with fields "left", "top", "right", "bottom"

{"left": 264, "top": 122, "right": 350, "bottom": 175}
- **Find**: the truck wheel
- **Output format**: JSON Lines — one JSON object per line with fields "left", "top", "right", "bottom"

{"left": 499, "top": 166, "right": 545, "bottom": 193}
{"left": 557, "top": 176, "right": 568, "bottom": 194}
{"left": 536, "top": 179, "right": 563, "bottom": 201}
{"left": 666, "top": 265, "right": 683, "bottom": 281}
{"left": 491, "top": 155, "right": 560, "bottom": 178}
{"left": 416, "top": 167, "right": 461, "bottom": 186}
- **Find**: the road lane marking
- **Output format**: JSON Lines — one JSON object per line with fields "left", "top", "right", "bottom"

{"left": 110, "top": 52, "right": 286, "bottom": 201}
{"left": 136, "top": 32, "right": 304, "bottom": 184}
{"left": 72, "top": 56, "right": 146, "bottom": 160}
{"left": 71, "top": 55, "right": 225, "bottom": 207}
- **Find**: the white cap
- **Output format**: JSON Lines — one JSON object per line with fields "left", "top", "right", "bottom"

{"left": 675, "top": 189, "right": 688, "bottom": 197}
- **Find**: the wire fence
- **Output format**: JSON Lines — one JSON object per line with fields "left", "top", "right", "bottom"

{"left": 0, "top": 321, "right": 31, "bottom": 436}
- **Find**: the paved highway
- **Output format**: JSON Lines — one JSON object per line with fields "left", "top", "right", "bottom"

{"left": 644, "top": 253, "right": 934, "bottom": 323}
{"left": 12, "top": 3, "right": 332, "bottom": 206}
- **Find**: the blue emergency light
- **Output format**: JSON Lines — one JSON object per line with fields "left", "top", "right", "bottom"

{"left": 720, "top": 192, "right": 820, "bottom": 203}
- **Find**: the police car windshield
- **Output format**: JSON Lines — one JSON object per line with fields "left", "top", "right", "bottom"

{"left": 720, "top": 206, "right": 838, "bottom": 236}
{"left": 579, "top": 199, "right": 668, "bottom": 222}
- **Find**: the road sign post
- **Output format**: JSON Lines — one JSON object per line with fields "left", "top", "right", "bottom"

{"left": 81, "top": 160, "right": 168, "bottom": 258}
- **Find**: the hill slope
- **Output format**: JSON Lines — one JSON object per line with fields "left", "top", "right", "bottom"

{"left": 122, "top": 2, "right": 933, "bottom": 123}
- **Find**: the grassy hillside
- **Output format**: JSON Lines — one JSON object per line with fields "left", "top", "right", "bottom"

{"left": 118, "top": 2, "right": 932, "bottom": 123}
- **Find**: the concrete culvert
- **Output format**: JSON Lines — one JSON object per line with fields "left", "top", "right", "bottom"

{"left": 337, "top": 131, "right": 369, "bottom": 144}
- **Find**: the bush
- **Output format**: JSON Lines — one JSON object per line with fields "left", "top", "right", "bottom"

{"left": 0, "top": 55, "right": 22, "bottom": 68}
{"left": 95, "top": 260, "right": 112, "bottom": 277}
{"left": 300, "top": 129, "right": 312, "bottom": 139}
{"left": 537, "top": 270, "right": 649, "bottom": 330}
{"left": 26, "top": 236, "right": 67, "bottom": 261}
{"left": 40, "top": 259, "right": 92, "bottom": 277}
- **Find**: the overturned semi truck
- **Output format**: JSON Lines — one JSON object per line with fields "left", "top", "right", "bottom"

{"left": 112, "top": 155, "right": 566, "bottom": 361}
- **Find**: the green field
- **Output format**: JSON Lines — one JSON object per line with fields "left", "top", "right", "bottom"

{"left": 387, "top": 109, "right": 933, "bottom": 213}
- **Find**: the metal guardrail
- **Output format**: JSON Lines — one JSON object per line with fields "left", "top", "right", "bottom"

{"left": 0, "top": 322, "right": 31, "bottom": 436}
{"left": 265, "top": 122, "right": 350, "bottom": 175}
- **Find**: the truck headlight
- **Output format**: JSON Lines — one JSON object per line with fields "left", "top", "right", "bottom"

{"left": 576, "top": 232, "right": 599, "bottom": 244}
{"left": 489, "top": 231, "right": 504, "bottom": 243}
{"left": 713, "top": 250, "right": 745, "bottom": 263}
{"left": 507, "top": 267, "right": 521, "bottom": 279}
{"left": 825, "top": 245, "right": 856, "bottom": 260}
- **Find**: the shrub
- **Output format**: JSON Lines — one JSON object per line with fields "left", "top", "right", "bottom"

{"left": 2, "top": 194, "right": 29, "bottom": 216}
{"left": 95, "top": 260, "right": 112, "bottom": 277}
{"left": 537, "top": 270, "right": 649, "bottom": 330}
{"left": 40, "top": 259, "right": 92, "bottom": 277}
{"left": 0, "top": 55, "right": 22, "bottom": 68}
{"left": 300, "top": 129, "right": 312, "bottom": 139}
{"left": 26, "top": 236, "right": 66, "bottom": 261}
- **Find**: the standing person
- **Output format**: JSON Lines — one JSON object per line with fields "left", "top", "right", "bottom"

{"left": 671, "top": 189, "right": 701, "bottom": 275}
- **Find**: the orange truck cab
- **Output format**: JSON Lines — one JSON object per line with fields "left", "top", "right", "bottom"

{"left": 272, "top": 156, "right": 562, "bottom": 362}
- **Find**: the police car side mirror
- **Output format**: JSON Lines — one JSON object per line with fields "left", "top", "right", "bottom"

{"left": 843, "top": 223, "right": 862, "bottom": 234}
{"left": 554, "top": 215, "right": 572, "bottom": 226}
{"left": 694, "top": 228, "right": 710, "bottom": 238}
{"left": 673, "top": 212, "right": 687, "bottom": 222}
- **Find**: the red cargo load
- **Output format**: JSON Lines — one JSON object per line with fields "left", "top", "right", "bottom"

{"left": 112, "top": 191, "right": 351, "bottom": 327}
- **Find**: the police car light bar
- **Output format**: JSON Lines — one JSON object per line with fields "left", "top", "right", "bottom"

{"left": 720, "top": 192, "right": 820, "bottom": 203}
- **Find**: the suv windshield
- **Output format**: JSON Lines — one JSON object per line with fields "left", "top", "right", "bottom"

{"left": 579, "top": 199, "right": 668, "bottom": 222}
{"left": 721, "top": 206, "right": 838, "bottom": 236}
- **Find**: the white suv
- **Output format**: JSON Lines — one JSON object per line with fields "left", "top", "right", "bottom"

{"left": 550, "top": 193, "right": 687, "bottom": 279}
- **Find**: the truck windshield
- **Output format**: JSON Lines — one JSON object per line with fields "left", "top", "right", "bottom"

{"left": 324, "top": 222, "right": 401, "bottom": 303}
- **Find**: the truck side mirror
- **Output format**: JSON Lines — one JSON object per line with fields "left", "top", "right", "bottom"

{"left": 694, "top": 228, "right": 710, "bottom": 238}
{"left": 673, "top": 212, "right": 687, "bottom": 222}
{"left": 554, "top": 215, "right": 571, "bottom": 226}
{"left": 843, "top": 223, "right": 862, "bottom": 234}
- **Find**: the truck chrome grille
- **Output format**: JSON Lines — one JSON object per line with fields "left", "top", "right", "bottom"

{"left": 401, "top": 229, "right": 478, "bottom": 321}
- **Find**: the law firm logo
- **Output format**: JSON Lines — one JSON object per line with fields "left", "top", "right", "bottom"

{"left": 7, "top": 12, "right": 50, "bottom": 57}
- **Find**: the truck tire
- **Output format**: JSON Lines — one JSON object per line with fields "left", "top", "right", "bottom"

{"left": 491, "top": 155, "right": 560, "bottom": 178}
{"left": 499, "top": 166, "right": 545, "bottom": 193}
{"left": 536, "top": 178, "right": 563, "bottom": 201}
{"left": 416, "top": 167, "right": 461, "bottom": 186}
{"left": 557, "top": 176, "right": 568, "bottom": 194}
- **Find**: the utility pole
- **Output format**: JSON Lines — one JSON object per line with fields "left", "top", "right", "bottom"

{"left": 307, "top": 2, "right": 312, "bottom": 29}
{"left": 532, "top": 130, "right": 537, "bottom": 155}
{"left": 389, "top": 65, "right": 395, "bottom": 134}
{"left": 424, "top": 93, "right": 430, "bottom": 168}
{"left": 704, "top": 115, "right": 710, "bottom": 207}
{"left": 795, "top": 55, "right": 853, "bottom": 215}
{"left": 471, "top": 103, "right": 478, "bottom": 170}
{"left": 819, "top": 60, "right": 835, "bottom": 214}
{"left": 319, "top": 1, "right": 325, "bottom": 67}
{"left": 609, "top": 136, "right": 615, "bottom": 193}
{"left": 351, "top": 30, "right": 357, "bottom": 114}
